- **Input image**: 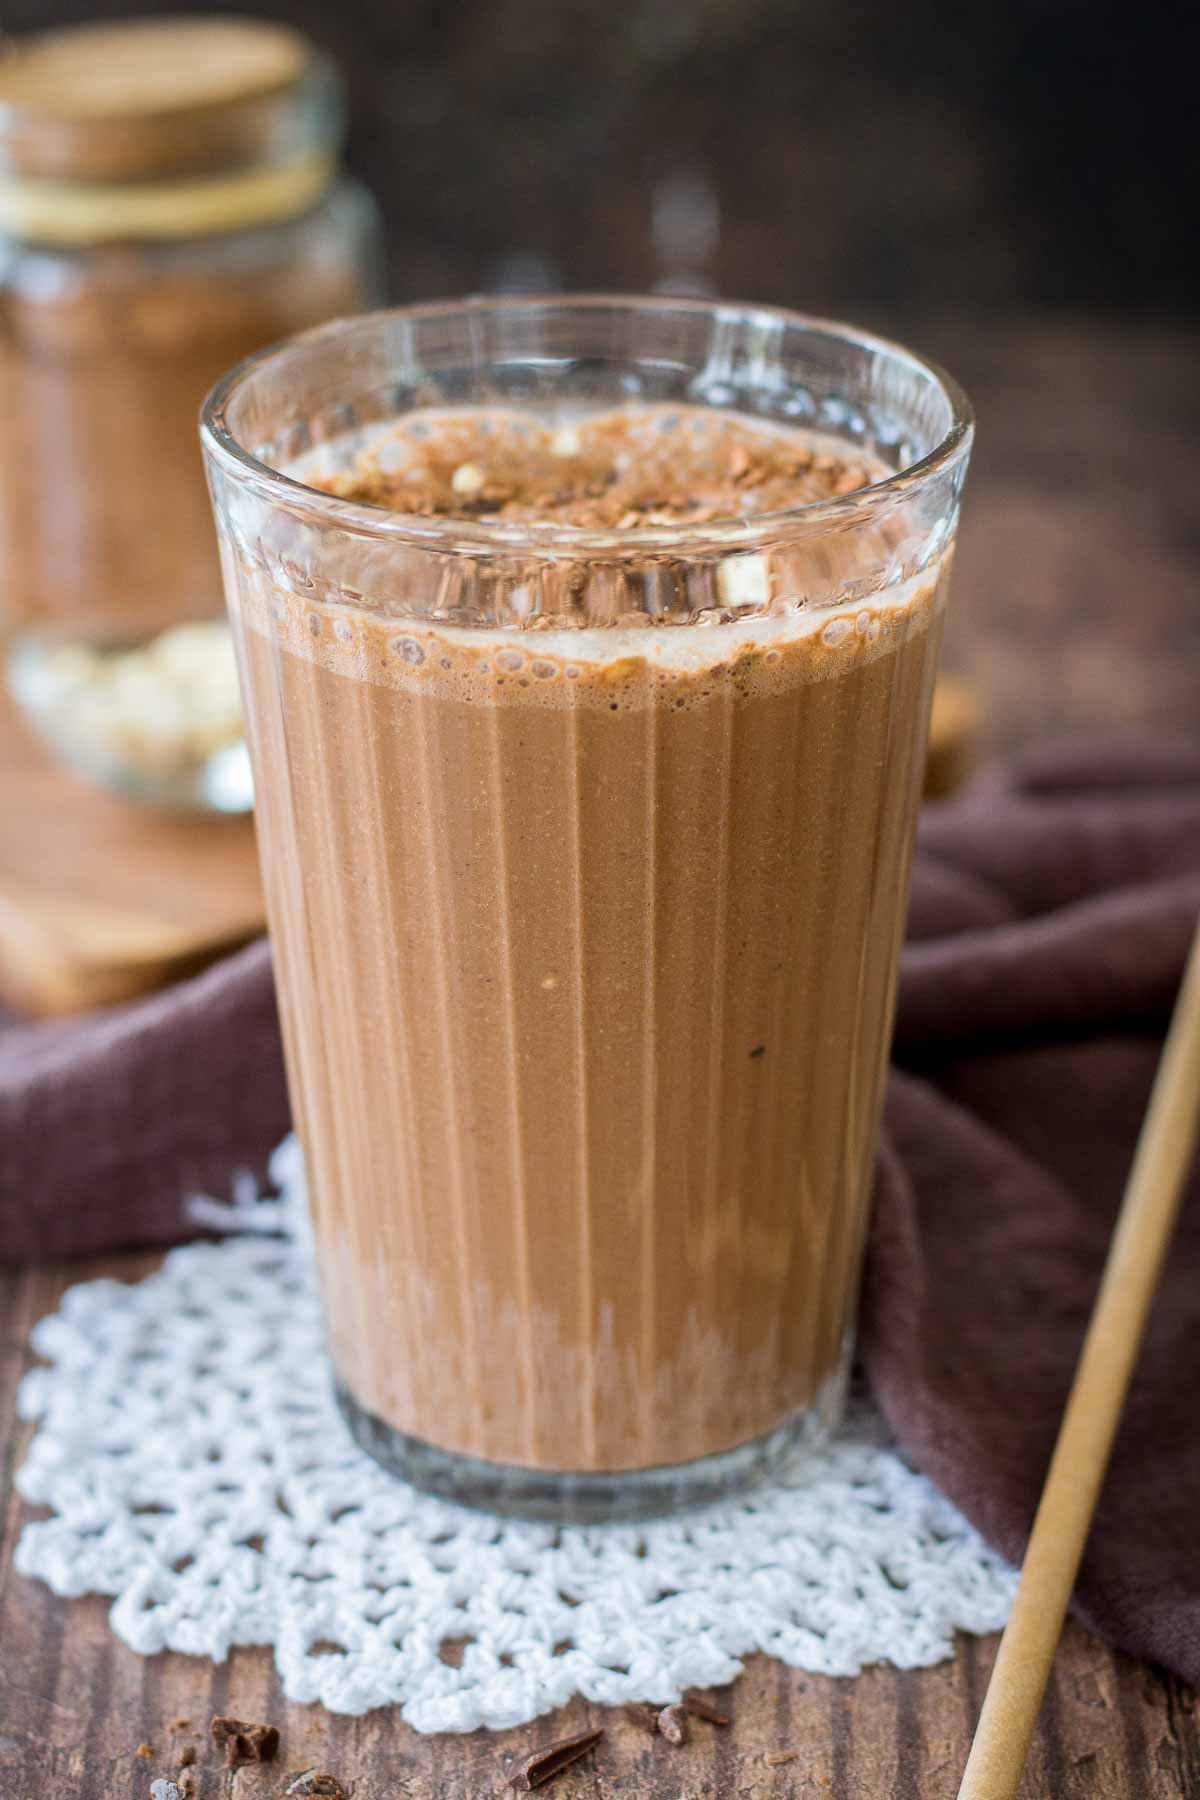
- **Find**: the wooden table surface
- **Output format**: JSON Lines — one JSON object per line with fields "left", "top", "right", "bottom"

{"left": 2, "top": 316, "right": 1199, "bottom": 1798}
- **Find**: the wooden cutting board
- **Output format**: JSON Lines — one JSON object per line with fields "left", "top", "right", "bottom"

{"left": 0, "top": 688, "right": 265, "bottom": 1016}
{"left": 0, "top": 676, "right": 979, "bottom": 1018}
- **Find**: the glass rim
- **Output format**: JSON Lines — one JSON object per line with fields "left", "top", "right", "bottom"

{"left": 200, "top": 293, "right": 975, "bottom": 557}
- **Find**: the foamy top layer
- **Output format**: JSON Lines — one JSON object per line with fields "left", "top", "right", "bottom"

{"left": 238, "top": 404, "right": 949, "bottom": 707}
{"left": 238, "top": 560, "right": 946, "bottom": 710}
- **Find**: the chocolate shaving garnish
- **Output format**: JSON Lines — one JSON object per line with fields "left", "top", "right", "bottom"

{"left": 683, "top": 1691, "right": 732, "bottom": 1726}
{"left": 505, "top": 1726, "right": 603, "bottom": 1788}
{"left": 315, "top": 406, "right": 880, "bottom": 532}
{"left": 209, "top": 1715, "right": 280, "bottom": 1767}
{"left": 764, "top": 1748, "right": 799, "bottom": 1766}
{"left": 285, "top": 1775, "right": 348, "bottom": 1797}
{"left": 657, "top": 1704, "right": 689, "bottom": 1745}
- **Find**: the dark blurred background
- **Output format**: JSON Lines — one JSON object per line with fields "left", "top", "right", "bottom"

{"left": 4, "top": 0, "right": 1198, "bottom": 743}
{"left": 5, "top": 0, "right": 1191, "bottom": 317}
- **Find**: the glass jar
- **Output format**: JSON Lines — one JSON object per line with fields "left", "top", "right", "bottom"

{"left": 0, "top": 17, "right": 382, "bottom": 811}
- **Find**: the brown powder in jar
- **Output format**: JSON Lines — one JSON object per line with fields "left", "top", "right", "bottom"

{"left": 0, "top": 17, "right": 374, "bottom": 650}
{"left": 0, "top": 240, "right": 367, "bottom": 644}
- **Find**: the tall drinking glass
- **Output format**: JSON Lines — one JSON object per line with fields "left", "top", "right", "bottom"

{"left": 201, "top": 297, "right": 972, "bottom": 1520}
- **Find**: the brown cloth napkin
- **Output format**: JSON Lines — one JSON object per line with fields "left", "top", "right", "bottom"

{"left": 3, "top": 737, "right": 1199, "bottom": 1683}
{"left": 864, "top": 736, "right": 1200, "bottom": 1688}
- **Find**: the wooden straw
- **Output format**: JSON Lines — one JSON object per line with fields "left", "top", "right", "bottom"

{"left": 958, "top": 916, "right": 1200, "bottom": 1800}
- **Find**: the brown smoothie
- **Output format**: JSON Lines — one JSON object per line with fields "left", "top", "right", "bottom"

{"left": 228, "top": 406, "right": 945, "bottom": 1474}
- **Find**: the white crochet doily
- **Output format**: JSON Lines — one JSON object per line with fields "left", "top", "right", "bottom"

{"left": 16, "top": 1140, "right": 1015, "bottom": 1734}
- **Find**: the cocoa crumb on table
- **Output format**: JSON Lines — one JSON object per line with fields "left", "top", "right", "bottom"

{"left": 135, "top": 1742, "right": 154, "bottom": 1759}
{"left": 284, "top": 1774, "right": 348, "bottom": 1797}
{"left": 209, "top": 1714, "right": 280, "bottom": 1767}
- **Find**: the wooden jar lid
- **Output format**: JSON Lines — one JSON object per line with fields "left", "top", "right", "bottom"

{"left": 0, "top": 18, "right": 308, "bottom": 122}
{"left": 0, "top": 16, "right": 334, "bottom": 186}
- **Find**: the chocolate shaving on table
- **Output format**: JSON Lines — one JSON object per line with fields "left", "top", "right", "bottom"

{"left": 683, "top": 1691, "right": 732, "bottom": 1726}
{"left": 284, "top": 1775, "right": 348, "bottom": 1797}
{"left": 505, "top": 1726, "right": 604, "bottom": 1789}
{"left": 764, "top": 1749, "right": 800, "bottom": 1766}
{"left": 656, "top": 1704, "right": 689, "bottom": 1745}
{"left": 209, "top": 1715, "right": 280, "bottom": 1767}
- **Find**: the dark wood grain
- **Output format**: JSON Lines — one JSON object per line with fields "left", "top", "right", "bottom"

{"left": 2, "top": 319, "right": 1199, "bottom": 1796}
{"left": 2, "top": 1255, "right": 1198, "bottom": 1800}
